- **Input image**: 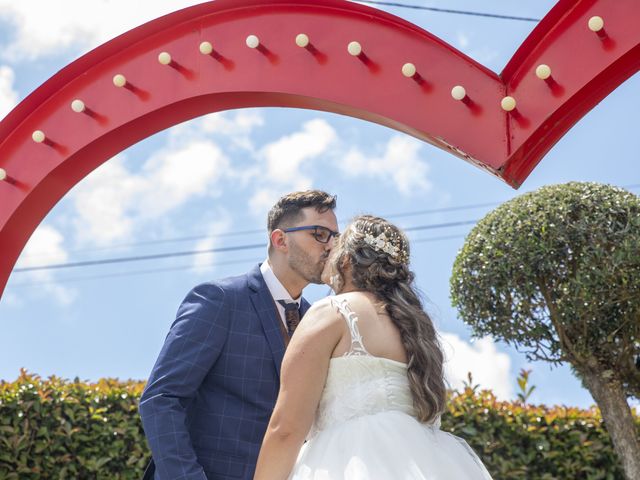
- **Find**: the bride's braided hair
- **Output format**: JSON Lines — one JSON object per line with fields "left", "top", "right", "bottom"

{"left": 329, "top": 215, "right": 447, "bottom": 423}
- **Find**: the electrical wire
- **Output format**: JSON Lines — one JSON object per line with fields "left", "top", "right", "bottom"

{"left": 8, "top": 233, "right": 467, "bottom": 288}
{"left": 12, "top": 220, "right": 479, "bottom": 273}
{"left": 18, "top": 200, "right": 504, "bottom": 260}
{"left": 20, "top": 184, "right": 640, "bottom": 262}
{"left": 13, "top": 243, "right": 266, "bottom": 273}
{"left": 12, "top": 183, "right": 640, "bottom": 274}
{"left": 356, "top": 1, "right": 541, "bottom": 22}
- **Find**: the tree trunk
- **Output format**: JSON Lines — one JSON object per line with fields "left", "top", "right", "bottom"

{"left": 582, "top": 372, "right": 640, "bottom": 479}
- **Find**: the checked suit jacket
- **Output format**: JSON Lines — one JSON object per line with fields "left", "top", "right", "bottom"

{"left": 139, "top": 264, "right": 311, "bottom": 480}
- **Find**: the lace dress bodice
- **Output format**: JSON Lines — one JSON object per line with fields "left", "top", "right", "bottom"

{"left": 292, "top": 297, "right": 494, "bottom": 479}
{"left": 309, "top": 297, "right": 441, "bottom": 437}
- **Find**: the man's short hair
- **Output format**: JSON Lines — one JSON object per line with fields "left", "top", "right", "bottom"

{"left": 267, "top": 190, "right": 336, "bottom": 233}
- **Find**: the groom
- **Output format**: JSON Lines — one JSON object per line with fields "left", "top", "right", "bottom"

{"left": 139, "top": 190, "right": 338, "bottom": 480}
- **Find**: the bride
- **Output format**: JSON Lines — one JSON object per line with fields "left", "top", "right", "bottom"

{"left": 254, "top": 215, "right": 493, "bottom": 479}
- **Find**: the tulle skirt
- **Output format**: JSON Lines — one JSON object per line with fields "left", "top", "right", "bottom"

{"left": 290, "top": 411, "right": 493, "bottom": 480}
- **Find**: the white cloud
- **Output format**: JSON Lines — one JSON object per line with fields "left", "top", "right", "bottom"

{"left": 0, "top": 1, "right": 201, "bottom": 61}
{"left": 16, "top": 225, "right": 68, "bottom": 268}
{"left": 340, "top": 135, "right": 432, "bottom": 194}
{"left": 2, "top": 290, "right": 21, "bottom": 307}
{"left": 262, "top": 119, "right": 337, "bottom": 185}
{"left": 441, "top": 333, "right": 513, "bottom": 400}
{"left": 448, "top": 31, "right": 499, "bottom": 67}
{"left": 0, "top": 65, "right": 18, "bottom": 119}
{"left": 71, "top": 157, "right": 145, "bottom": 246}
{"left": 190, "top": 214, "right": 232, "bottom": 273}
{"left": 199, "top": 110, "right": 265, "bottom": 152}
{"left": 140, "top": 141, "right": 228, "bottom": 216}
{"left": 71, "top": 139, "right": 229, "bottom": 247}
{"left": 168, "top": 110, "right": 265, "bottom": 187}
{"left": 456, "top": 32, "right": 470, "bottom": 49}
{"left": 249, "top": 188, "right": 284, "bottom": 218}
{"left": 14, "top": 225, "right": 76, "bottom": 305}
{"left": 248, "top": 119, "right": 337, "bottom": 216}
{"left": 467, "top": 47, "right": 500, "bottom": 67}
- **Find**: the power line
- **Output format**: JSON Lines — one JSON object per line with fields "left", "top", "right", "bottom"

{"left": 413, "top": 233, "right": 463, "bottom": 243}
{"left": 10, "top": 175, "right": 640, "bottom": 287}
{"left": 384, "top": 201, "right": 501, "bottom": 219}
{"left": 8, "top": 233, "right": 467, "bottom": 288}
{"left": 19, "top": 184, "right": 640, "bottom": 262}
{"left": 404, "top": 219, "right": 477, "bottom": 232}
{"left": 13, "top": 219, "right": 478, "bottom": 273}
{"left": 44, "top": 228, "right": 269, "bottom": 256}
{"left": 18, "top": 200, "right": 503, "bottom": 261}
{"left": 8, "top": 258, "right": 260, "bottom": 288}
{"left": 356, "top": 1, "right": 541, "bottom": 22}
{"left": 13, "top": 243, "right": 265, "bottom": 273}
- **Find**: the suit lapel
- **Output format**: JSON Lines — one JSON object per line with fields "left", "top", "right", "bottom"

{"left": 248, "top": 264, "right": 286, "bottom": 378}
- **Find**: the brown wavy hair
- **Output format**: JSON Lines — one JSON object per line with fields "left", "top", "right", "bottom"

{"left": 327, "top": 214, "right": 447, "bottom": 423}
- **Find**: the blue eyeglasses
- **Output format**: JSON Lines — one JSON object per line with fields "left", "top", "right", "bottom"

{"left": 283, "top": 225, "right": 340, "bottom": 244}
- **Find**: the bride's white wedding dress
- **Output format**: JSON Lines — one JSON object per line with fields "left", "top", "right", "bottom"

{"left": 289, "top": 297, "right": 494, "bottom": 479}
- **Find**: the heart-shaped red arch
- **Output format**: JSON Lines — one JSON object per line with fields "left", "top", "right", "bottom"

{"left": 0, "top": 0, "right": 638, "bottom": 298}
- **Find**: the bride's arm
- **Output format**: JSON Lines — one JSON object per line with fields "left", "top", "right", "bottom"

{"left": 254, "top": 299, "right": 343, "bottom": 480}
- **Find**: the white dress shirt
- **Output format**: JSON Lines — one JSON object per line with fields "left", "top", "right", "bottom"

{"left": 260, "top": 260, "right": 301, "bottom": 330}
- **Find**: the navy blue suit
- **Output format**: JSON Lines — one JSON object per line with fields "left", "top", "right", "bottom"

{"left": 139, "top": 264, "right": 310, "bottom": 480}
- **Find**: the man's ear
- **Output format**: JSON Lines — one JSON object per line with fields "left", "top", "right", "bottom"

{"left": 270, "top": 229, "right": 288, "bottom": 252}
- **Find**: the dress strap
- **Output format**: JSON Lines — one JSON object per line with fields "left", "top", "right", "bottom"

{"left": 330, "top": 297, "right": 370, "bottom": 356}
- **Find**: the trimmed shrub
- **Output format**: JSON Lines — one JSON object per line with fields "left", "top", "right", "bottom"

{"left": 1, "top": 369, "right": 637, "bottom": 479}
{"left": 0, "top": 370, "right": 149, "bottom": 479}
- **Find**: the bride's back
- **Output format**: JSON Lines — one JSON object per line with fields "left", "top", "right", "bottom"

{"left": 330, "top": 291, "right": 408, "bottom": 364}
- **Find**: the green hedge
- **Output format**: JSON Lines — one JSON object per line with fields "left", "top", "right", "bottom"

{"left": 446, "top": 384, "right": 632, "bottom": 479}
{"left": 1, "top": 370, "right": 637, "bottom": 479}
{"left": 0, "top": 370, "right": 148, "bottom": 479}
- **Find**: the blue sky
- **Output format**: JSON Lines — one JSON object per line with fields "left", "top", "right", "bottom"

{"left": 1, "top": 0, "right": 638, "bottom": 412}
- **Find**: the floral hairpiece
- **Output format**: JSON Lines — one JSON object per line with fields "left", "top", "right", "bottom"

{"left": 363, "top": 228, "right": 409, "bottom": 263}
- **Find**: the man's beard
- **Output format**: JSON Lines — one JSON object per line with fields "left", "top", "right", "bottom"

{"left": 288, "top": 242, "right": 326, "bottom": 284}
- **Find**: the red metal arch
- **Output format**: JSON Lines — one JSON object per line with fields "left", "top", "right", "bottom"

{"left": 0, "top": 0, "right": 638, "bottom": 298}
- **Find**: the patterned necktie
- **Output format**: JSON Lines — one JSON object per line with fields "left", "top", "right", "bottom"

{"left": 277, "top": 300, "right": 301, "bottom": 336}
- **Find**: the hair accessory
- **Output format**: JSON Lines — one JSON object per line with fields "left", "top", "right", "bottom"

{"left": 363, "top": 229, "right": 409, "bottom": 263}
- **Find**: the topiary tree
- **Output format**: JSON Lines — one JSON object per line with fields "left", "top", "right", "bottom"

{"left": 450, "top": 182, "right": 640, "bottom": 479}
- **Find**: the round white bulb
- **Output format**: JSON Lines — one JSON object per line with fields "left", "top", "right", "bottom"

{"left": 535, "top": 64, "right": 552, "bottom": 80}
{"left": 347, "top": 41, "right": 362, "bottom": 56}
{"left": 199, "top": 41, "right": 213, "bottom": 55}
{"left": 113, "top": 74, "right": 127, "bottom": 87}
{"left": 71, "top": 99, "right": 86, "bottom": 113}
{"left": 158, "top": 52, "right": 172, "bottom": 65}
{"left": 501, "top": 96, "right": 517, "bottom": 112}
{"left": 0, "top": 168, "right": 6, "bottom": 181}
{"left": 246, "top": 35, "right": 260, "bottom": 49}
{"left": 401, "top": 63, "right": 416, "bottom": 78}
{"left": 32, "top": 130, "right": 46, "bottom": 143}
{"left": 295, "top": 33, "right": 310, "bottom": 48}
{"left": 451, "top": 85, "right": 466, "bottom": 101}
{"left": 588, "top": 16, "right": 604, "bottom": 32}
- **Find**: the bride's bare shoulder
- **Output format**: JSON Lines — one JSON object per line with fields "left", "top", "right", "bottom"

{"left": 304, "top": 296, "right": 341, "bottom": 322}
{"left": 331, "top": 291, "right": 379, "bottom": 312}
